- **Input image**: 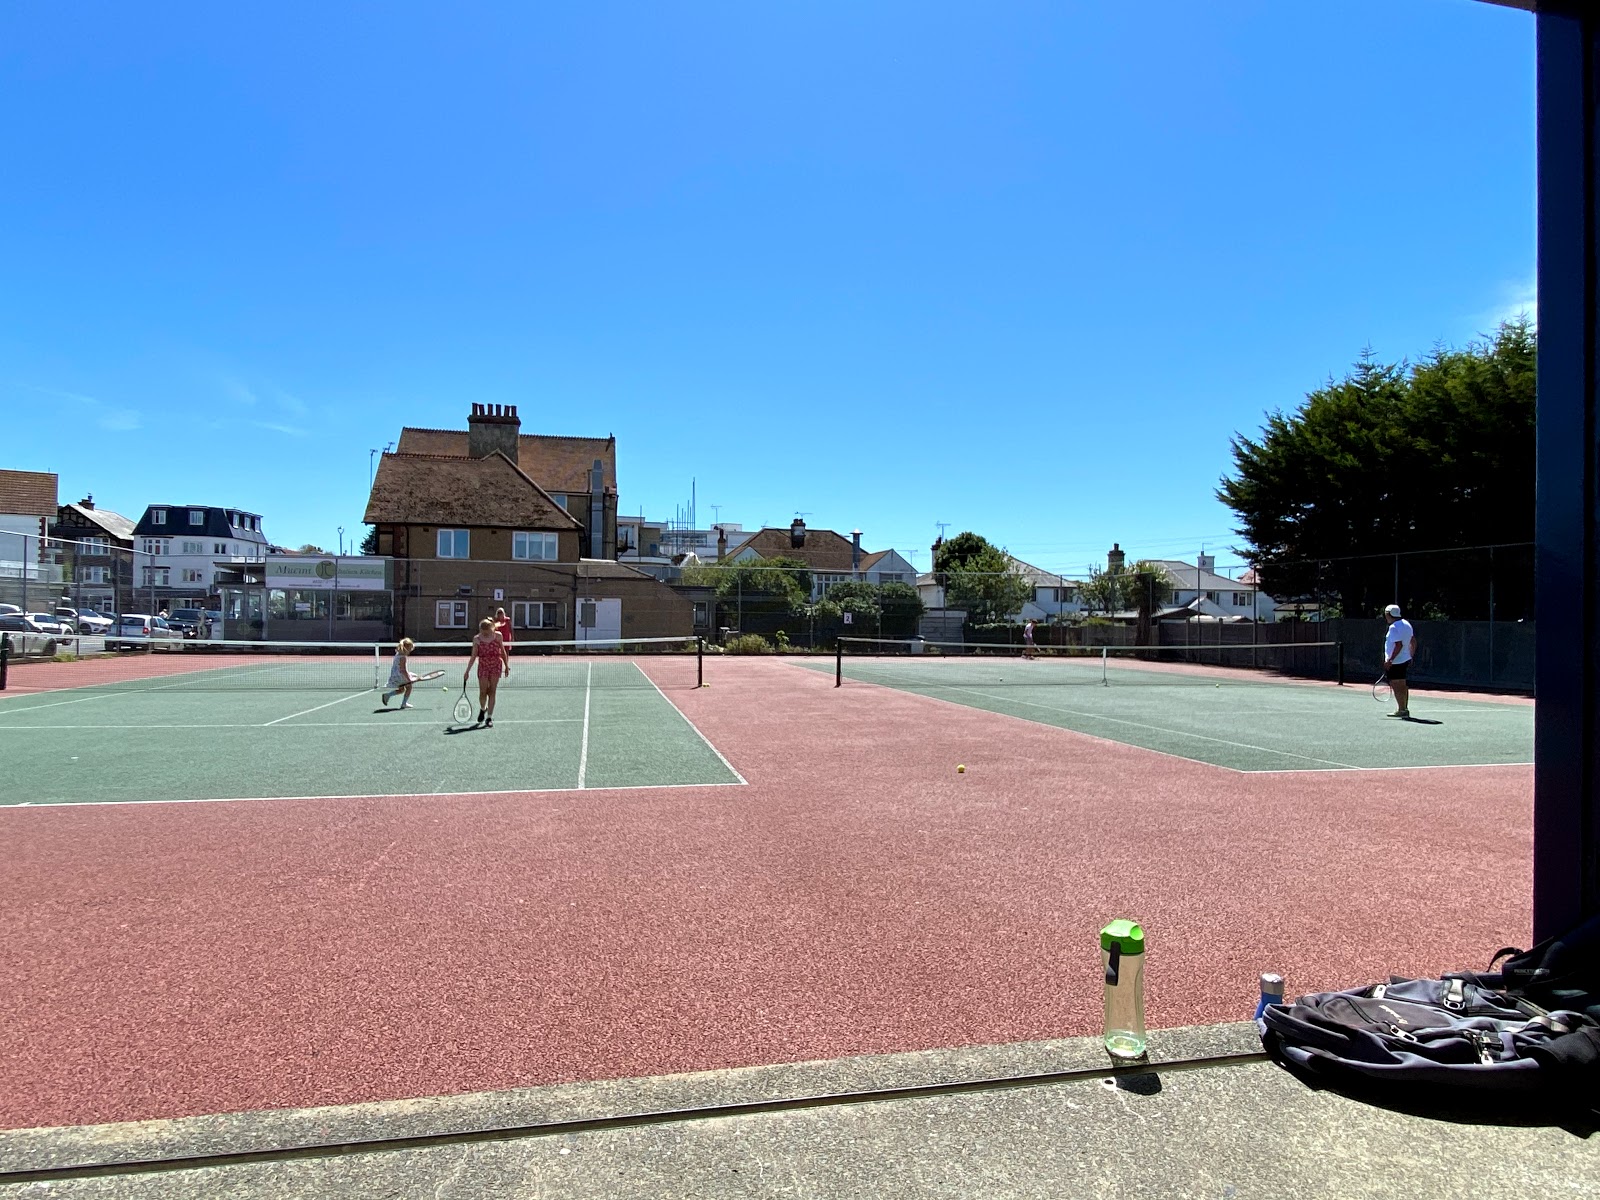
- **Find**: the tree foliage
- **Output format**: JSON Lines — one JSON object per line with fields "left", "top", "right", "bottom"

{"left": 933, "top": 531, "right": 1034, "bottom": 624}
{"left": 360, "top": 525, "right": 380, "bottom": 555}
{"left": 1217, "top": 320, "right": 1536, "bottom": 618}
{"left": 1078, "top": 560, "right": 1174, "bottom": 616}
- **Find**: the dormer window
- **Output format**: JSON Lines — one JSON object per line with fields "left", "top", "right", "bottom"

{"left": 151, "top": 509, "right": 167, "bottom": 525}
{"left": 190, "top": 510, "right": 205, "bottom": 525}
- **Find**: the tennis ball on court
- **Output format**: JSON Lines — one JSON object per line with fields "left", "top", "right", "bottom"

{"left": 1214, "top": 683, "right": 1220, "bottom": 688}
{"left": 957, "top": 764, "right": 966, "bottom": 773}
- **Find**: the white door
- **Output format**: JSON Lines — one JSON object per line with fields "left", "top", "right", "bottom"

{"left": 577, "top": 597, "right": 622, "bottom": 642}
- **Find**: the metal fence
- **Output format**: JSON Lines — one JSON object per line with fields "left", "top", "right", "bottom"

{"left": 0, "top": 533, "right": 159, "bottom": 619}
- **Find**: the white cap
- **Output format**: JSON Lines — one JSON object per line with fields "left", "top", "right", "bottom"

{"left": 1385, "top": 604, "right": 1402, "bottom": 617}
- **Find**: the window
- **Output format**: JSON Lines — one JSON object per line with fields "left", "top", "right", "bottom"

{"left": 151, "top": 509, "right": 167, "bottom": 525}
{"left": 182, "top": 541, "right": 204, "bottom": 555}
{"left": 143, "top": 567, "right": 171, "bottom": 587}
{"left": 512, "top": 600, "right": 560, "bottom": 630}
{"left": 142, "top": 538, "right": 171, "bottom": 556}
{"left": 1205, "top": 591, "right": 1220, "bottom": 603}
{"left": 692, "top": 601, "right": 709, "bottom": 628}
{"left": 513, "top": 531, "right": 558, "bottom": 561}
{"left": 189, "top": 510, "right": 205, "bottom": 525}
{"left": 215, "top": 543, "right": 228, "bottom": 554}
{"left": 435, "top": 600, "right": 469, "bottom": 628}
{"left": 878, "top": 573, "right": 904, "bottom": 585}
{"left": 437, "top": 529, "right": 470, "bottom": 558}
{"left": 79, "top": 566, "right": 109, "bottom": 584}
{"left": 553, "top": 495, "right": 568, "bottom": 511}
{"left": 1232, "top": 592, "right": 1252, "bottom": 607}
{"left": 82, "top": 537, "right": 109, "bottom": 554}
{"left": 181, "top": 568, "right": 205, "bottom": 584}
{"left": 815, "top": 573, "right": 849, "bottom": 594}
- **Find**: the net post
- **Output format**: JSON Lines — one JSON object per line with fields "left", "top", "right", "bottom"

{"left": 1101, "top": 645, "right": 1108, "bottom": 686}
{"left": 0, "top": 632, "right": 9, "bottom": 690}
{"left": 835, "top": 638, "right": 843, "bottom": 688}
{"left": 696, "top": 636, "right": 704, "bottom": 688}
{"left": 1336, "top": 640, "right": 1345, "bottom": 686}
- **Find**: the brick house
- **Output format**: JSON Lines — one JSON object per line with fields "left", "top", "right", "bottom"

{"left": 50, "top": 495, "right": 137, "bottom": 615}
{"left": 725, "top": 520, "right": 914, "bottom": 598}
{"left": 365, "top": 404, "right": 691, "bottom": 642}
{"left": 0, "top": 469, "right": 60, "bottom": 609}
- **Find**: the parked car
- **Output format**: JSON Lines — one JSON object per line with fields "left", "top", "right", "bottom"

{"left": 54, "top": 606, "right": 113, "bottom": 634}
{"left": 23, "top": 613, "right": 71, "bottom": 635}
{"left": 112, "top": 614, "right": 185, "bottom": 651}
{"left": 166, "top": 607, "right": 210, "bottom": 638}
{"left": 0, "top": 613, "right": 62, "bottom": 656}
{"left": 0, "top": 603, "right": 21, "bottom": 616}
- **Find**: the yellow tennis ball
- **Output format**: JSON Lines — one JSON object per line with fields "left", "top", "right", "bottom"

{"left": 957, "top": 764, "right": 966, "bottom": 773}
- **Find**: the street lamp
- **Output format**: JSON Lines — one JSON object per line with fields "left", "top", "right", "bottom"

{"left": 337, "top": 527, "right": 345, "bottom": 556}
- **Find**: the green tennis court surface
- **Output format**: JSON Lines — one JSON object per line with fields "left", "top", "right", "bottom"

{"left": 0, "top": 661, "right": 742, "bottom": 806}
{"left": 814, "top": 656, "right": 1533, "bottom": 772}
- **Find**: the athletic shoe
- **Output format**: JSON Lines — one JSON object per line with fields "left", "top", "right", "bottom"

{"left": 1387, "top": 710, "right": 1410, "bottom": 719}
{"left": 399, "top": 702, "right": 412, "bottom": 709}
{"left": 381, "top": 691, "right": 391, "bottom": 706}
{"left": 485, "top": 716, "right": 493, "bottom": 728}
{"left": 477, "top": 710, "right": 485, "bottom": 724}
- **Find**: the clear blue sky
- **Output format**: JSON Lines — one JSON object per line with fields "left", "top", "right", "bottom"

{"left": 1, "top": 0, "right": 1533, "bottom": 579}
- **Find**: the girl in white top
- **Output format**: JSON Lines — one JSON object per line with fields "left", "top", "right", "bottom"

{"left": 382, "top": 638, "right": 417, "bottom": 709}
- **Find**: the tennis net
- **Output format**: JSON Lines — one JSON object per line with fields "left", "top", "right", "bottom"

{"left": 0, "top": 633, "right": 703, "bottom": 692}
{"left": 834, "top": 636, "right": 1341, "bottom": 688}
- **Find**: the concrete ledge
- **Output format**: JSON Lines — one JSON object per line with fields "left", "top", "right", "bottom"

{"left": 0, "top": 1023, "right": 1263, "bottom": 1176}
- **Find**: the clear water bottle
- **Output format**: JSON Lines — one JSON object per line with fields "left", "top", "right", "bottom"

{"left": 1254, "top": 972, "right": 1285, "bottom": 1021}
{"left": 1101, "top": 919, "right": 1147, "bottom": 1058}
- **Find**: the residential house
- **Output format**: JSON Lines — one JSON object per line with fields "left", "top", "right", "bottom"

{"left": 366, "top": 404, "right": 691, "bottom": 641}
{"left": 1148, "top": 553, "right": 1282, "bottom": 622}
{"left": 132, "top": 504, "right": 268, "bottom": 608}
{"left": 1008, "top": 554, "right": 1084, "bottom": 622}
{"left": 50, "top": 495, "right": 136, "bottom": 615}
{"left": 394, "top": 406, "right": 618, "bottom": 559}
{"left": 726, "top": 520, "right": 913, "bottom": 598}
{"left": 618, "top": 518, "right": 754, "bottom": 580}
{"left": 0, "top": 469, "right": 60, "bottom": 610}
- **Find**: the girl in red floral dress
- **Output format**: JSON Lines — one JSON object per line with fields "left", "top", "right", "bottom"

{"left": 464, "top": 617, "right": 508, "bottom": 727}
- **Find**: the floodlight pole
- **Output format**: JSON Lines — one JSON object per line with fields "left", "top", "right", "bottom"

{"left": 1532, "top": 0, "right": 1600, "bottom": 937}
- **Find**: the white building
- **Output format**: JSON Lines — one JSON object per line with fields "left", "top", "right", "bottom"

{"left": 133, "top": 503, "right": 268, "bottom": 605}
{"left": 1149, "top": 554, "right": 1283, "bottom": 622}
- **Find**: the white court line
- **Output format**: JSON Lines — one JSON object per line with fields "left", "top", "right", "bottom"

{"left": 0, "top": 719, "right": 585, "bottom": 731}
{"left": 263, "top": 690, "right": 374, "bottom": 726}
{"left": 1243, "top": 761, "right": 1534, "bottom": 775}
{"left": 0, "top": 670, "right": 251, "bottom": 716}
{"left": 577, "top": 662, "right": 593, "bottom": 789}
{"left": 635, "top": 663, "right": 748, "bottom": 785}
{"left": 944, "top": 684, "right": 1365, "bottom": 770}
{"left": 0, "top": 779, "right": 747, "bottom": 810}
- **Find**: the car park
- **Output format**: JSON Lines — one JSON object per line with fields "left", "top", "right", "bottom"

{"left": 112, "top": 614, "right": 185, "bottom": 651}
{"left": 54, "top": 606, "right": 113, "bottom": 634}
{"left": 0, "top": 613, "right": 62, "bottom": 656}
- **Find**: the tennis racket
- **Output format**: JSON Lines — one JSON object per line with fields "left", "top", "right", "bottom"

{"left": 412, "top": 669, "right": 446, "bottom": 684}
{"left": 1373, "top": 673, "right": 1392, "bottom": 703}
{"left": 453, "top": 680, "right": 475, "bottom": 724}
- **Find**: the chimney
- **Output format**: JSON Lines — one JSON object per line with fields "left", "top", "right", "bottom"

{"left": 851, "top": 529, "right": 862, "bottom": 574}
{"left": 466, "top": 402, "right": 521, "bottom": 462}
{"left": 81, "top": 494, "right": 94, "bottom": 510}
{"left": 716, "top": 527, "right": 728, "bottom": 562}
{"left": 1197, "top": 552, "right": 1215, "bottom": 575}
{"left": 790, "top": 518, "right": 806, "bottom": 549}
{"left": 1108, "top": 543, "right": 1125, "bottom": 572}
{"left": 589, "top": 459, "right": 605, "bottom": 559}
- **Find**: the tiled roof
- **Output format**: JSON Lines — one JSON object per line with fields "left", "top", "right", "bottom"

{"left": 395, "top": 427, "right": 616, "bottom": 495}
{"left": 735, "top": 527, "right": 862, "bottom": 571}
{"left": 58, "top": 503, "right": 135, "bottom": 541}
{"left": 859, "top": 550, "right": 890, "bottom": 571}
{"left": 0, "top": 470, "right": 58, "bottom": 517}
{"left": 365, "top": 452, "right": 585, "bottom": 529}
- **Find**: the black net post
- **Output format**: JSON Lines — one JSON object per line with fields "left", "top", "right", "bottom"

{"left": 0, "top": 632, "right": 8, "bottom": 690}
{"left": 697, "top": 636, "right": 704, "bottom": 688}
{"left": 1336, "top": 640, "right": 1344, "bottom": 686}
{"left": 835, "top": 638, "right": 843, "bottom": 688}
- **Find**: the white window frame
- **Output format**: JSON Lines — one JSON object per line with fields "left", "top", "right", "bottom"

{"left": 144, "top": 567, "right": 171, "bottom": 587}
{"left": 437, "top": 529, "right": 470, "bottom": 558}
{"left": 82, "top": 536, "right": 109, "bottom": 554}
{"left": 189, "top": 510, "right": 205, "bottom": 525}
{"left": 512, "top": 600, "right": 561, "bottom": 630}
{"left": 151, "top": 509, "right": 167, "bottom": 525}
{"left": 181, "top": 568, "right": 205, "bottom": 584}
{"left": 435, "top": 600, "right": 469, "bottom": 628}
{"left": 142, "top": 538, "right": 171, "bottom": 557}
{"left": 182, "top": 540, "right": 204, "bottom": 555}
{"left": 79, "top": 566, "right": 109, "bottom": 585}
{"left": 512, "top": 531, "right": 558, "bottom": 561}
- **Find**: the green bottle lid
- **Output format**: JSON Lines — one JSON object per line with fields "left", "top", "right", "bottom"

{"left": 1100, "top": 919, "right": 1145, "bottom": 955}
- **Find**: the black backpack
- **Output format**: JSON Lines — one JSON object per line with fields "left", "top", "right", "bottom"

{"left": 1258, "top": 915, "right": 1600, "bottom": 1114}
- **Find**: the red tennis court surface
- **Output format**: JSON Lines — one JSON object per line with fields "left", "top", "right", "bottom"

{"left": 0, "top": 655, "right": 1532, "bottom": 1130}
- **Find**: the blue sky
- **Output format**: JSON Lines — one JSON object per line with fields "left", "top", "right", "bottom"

{"left": 1, "top": 1, "right": 1533, "bottom": 579}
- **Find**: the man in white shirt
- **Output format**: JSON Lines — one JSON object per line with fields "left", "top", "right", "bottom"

{"left": 1383, "top": 603, "right": 1417, "bottom": 719}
